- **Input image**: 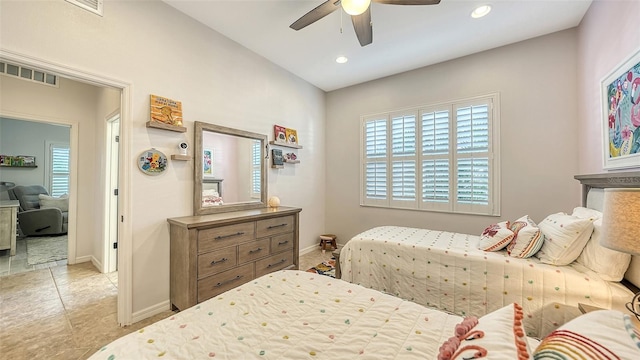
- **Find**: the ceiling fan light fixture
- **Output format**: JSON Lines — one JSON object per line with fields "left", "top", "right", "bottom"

{"left": 471, "top": 5, "right": 491, "bottom": 18}
{"left": 342, "top": 0, "right": 371, "bottom": 16}
{"left": 336, "top": 56, "right": 349, "bottom": 64}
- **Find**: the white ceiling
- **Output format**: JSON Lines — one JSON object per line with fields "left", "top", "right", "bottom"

{"left": 163, "top": 0, "right": 592, "bottom": 92}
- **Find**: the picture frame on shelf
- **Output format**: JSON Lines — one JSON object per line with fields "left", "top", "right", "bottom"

{"left": 601, "top": 46, "right": 640, "bottom": 169}
{"left": 274, "top": 125, "right": 287, "bottom": 143}
{"left": 272, "top": 149, "right": 284, "bottom": 166}
{"left": 285, "top": 128, "right": 298, "bottom": 145}
{"left": 150, "top": 94, "right": 183, "bottom": 127}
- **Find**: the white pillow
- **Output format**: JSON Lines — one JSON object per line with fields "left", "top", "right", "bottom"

{"left": 437, "top": 303, "right": 532, "bottom": 360}
{"left": 535, "top": 212, "right": 594, "bottom": 266}
{"left": 533, "top": 310, "right": 640, "bottom": 359}
{"left": 39, "top": 193, "right": 69, "bottom": 212}
{"left": 478, "top": 221, "right": 515, "bottom": 251}
{"left": 576, "top": 218, "right": 631, "bottom": 281}
{"left": 571, "top": 206, "right": 603, "bottom": 220}
{"left": 507, "top": 215, "right": 544, "bottom": 258}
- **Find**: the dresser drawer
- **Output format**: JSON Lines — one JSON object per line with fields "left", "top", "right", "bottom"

{"left": 256, "top": 216, "right": 294, "bottom": 238}
{"left": 197, "top": 246, "right": 237, "bottom": 279}
{"left": 198, "top": 222, "right": 255, "bottom": 253}
{"left": 238, "top": 238, "right": 270, "bottom": 264}
{"left": 255, "top": 251, "right": 294, "bottom": 278}
{"left": 197, "top": 263, "right": 254, "bottom": 303}
{"left": 270, "top": 233, "right": 294, "bottom": 253}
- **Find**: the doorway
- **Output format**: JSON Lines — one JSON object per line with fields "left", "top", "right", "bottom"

{"left": 0, "top": 49, "right": 133, "bottom": 325}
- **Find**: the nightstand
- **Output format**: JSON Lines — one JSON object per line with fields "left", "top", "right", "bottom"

{"left": 578, "top": 303, "right": 602, "bottom": 314}
{"left": 579, "top": 303, "right": 640, "bottom": 328}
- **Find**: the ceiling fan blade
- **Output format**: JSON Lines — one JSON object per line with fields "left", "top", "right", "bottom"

{"left": 351, "top": 7, "right": 372, "bottom": 47}
{"left": 290, "top": 0, "right": 341, "bottom": 30}
{"left": 373, "top": 0, "right": 440, "bottom": 5}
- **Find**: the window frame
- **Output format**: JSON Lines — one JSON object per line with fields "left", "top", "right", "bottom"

{"left": 45, "top": 141, "right": 71, "bottom": 197}
{"left": 360, "top": 93, "right": 501, "bottom": 216}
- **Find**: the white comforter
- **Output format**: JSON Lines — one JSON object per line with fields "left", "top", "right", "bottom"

{"left": 88, "top": 270, "right": 462, "bottom": 359}
{"left": 340, "top": 226, "right": 632, "bottom": 337}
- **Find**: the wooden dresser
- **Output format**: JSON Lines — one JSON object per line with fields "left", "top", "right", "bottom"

{"left": 167, "top": 206, "right": 301, "bottom": 311}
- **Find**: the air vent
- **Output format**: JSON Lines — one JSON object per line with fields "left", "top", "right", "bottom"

{"left": 66, "top": 0, "right": 103, "bottom": 16}
{"left": 0, "top": 61, "right": 59, "bottom": 87}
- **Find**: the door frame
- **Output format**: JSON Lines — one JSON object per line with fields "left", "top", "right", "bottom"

{"left": 104, "top": 112, "right": 120, "bottom": 273}
{"left": 0, "top": 48, "right": 134, "bottom": 326}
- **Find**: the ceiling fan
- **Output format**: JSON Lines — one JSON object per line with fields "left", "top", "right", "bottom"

{"left": 290, "top": 0, "right": 441, "bottom": 47}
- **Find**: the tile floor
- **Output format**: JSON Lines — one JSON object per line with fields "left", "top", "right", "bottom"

{"left": 0, "top": 246, "right": 335, "bottom": 360}
{"left": 0, "top": 236, "right": 67, "bottom": 277}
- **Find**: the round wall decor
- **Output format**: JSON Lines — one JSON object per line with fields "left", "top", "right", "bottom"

{"left": 138, "top": 148, "right": 168, "bottom": 175}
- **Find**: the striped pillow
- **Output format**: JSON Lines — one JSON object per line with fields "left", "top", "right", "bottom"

{"left": 533, "top": 310, "right": 640, "bottom": 359}
{"left": 507, "top": 215, "right": 544, "bottom": 258}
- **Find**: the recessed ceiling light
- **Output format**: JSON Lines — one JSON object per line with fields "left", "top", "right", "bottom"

{"left": 336, "top": 56, "right": 348, "bottom": 64}
{"left": 471, "top": 5, "right": 491, "bottom": 19}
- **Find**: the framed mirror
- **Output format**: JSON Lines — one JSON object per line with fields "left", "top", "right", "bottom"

{"left": 194, "top": 121, "right": 267, "bottom": 215}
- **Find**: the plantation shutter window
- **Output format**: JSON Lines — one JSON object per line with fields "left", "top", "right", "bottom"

{"left": 454, "top": 101, "right": 494, "bottom": 214}
{"left": 420, "top": 108, "right": 451, "bottom": 211}
{"left": 360, "top": 94, "right": 500, "bottom": 216}
{"left": 363, "top": 117, "right": 388, "bottom": 206}
{"left": 49, "top": 143, "right": 70, "bottom": 197}
{"left": 390, "top": 113, "right": 417, "bottom": 208}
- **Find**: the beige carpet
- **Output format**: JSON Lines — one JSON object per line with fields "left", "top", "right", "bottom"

{"left": 26, "top": 234, "right": 68, "bottom": 265}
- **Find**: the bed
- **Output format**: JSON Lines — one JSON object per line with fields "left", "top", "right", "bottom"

{"left": 88, "top": 269, "right": 640, "bottom": 359}
{"left": 339, "top": 172, "right": 640, "bottom": 338}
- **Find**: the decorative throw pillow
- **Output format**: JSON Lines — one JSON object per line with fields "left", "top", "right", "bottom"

{"left": 39, "top": 193, "right": 69, "bottom": 212}
{"left": 478, "top": 221, "right": 515, "bottom": 251}
{"left": 438, "top": 303, "right": 532, "bottom": 360}
{"left": 535, "top": 212, "right": 594, "bottom": 266}
{"left": 576, "top": 218, "right": 632, "bottom": 281}
{"left": 507, "top": 215, "right": 544, "bottom": 258}
{"left": 533, "top": 310, "right": 640, "bottom": 359}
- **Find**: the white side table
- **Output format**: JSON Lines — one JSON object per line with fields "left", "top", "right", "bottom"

{"left": 0, "top": 200, "right": 19, "bottom": 256}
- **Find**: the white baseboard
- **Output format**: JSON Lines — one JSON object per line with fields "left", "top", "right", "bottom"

{"left": 73, "top": 254, "right": 93, "bottom": 264}
{"left": 132, "top": 300, "right": 171, "bottom": 324}
{"left": 299, "top": 244, "right": 319, "bottom": 255}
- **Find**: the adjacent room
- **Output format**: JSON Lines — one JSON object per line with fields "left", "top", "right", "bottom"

{"left": 1, "top": 0, "right": 639, "bottom": 358}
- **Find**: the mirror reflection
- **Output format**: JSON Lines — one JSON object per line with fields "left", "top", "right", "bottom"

{"left": 194, "top": 122, "right": 267, "bottom": 215}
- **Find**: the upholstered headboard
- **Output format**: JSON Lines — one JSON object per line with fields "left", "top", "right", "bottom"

{"left": 574, "top": 172, "right": 640, "bottom": 291}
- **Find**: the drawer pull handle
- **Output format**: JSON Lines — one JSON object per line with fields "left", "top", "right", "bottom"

{"left": 277, "top": 240, "right": 289, "bottom": 246}
{"left": 210, "top": 257, "right": 228, "bottom": 265}
{"left": 267, "top": 259, "right": 287, "bottom": 268}
{"left": 249, "top": 247, "right": 263, "bottom": 254}
{"left": 214, "top": 231, "right": 245, "bottom": 240}
{"left": 214, "top": 275, "right": 244, "bottom": 288}
{"left": 267, "top": 223, "right": 287, "bottom": 229}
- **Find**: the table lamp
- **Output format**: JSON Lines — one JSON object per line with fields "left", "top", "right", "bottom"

{"left": 600, "top": 188, "right": 640, "bottom": 320}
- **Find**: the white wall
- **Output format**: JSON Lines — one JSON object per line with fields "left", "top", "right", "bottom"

{"left": 325, "top": 29, "right": 580, "bottom": 242}
{"left": 0, "top": 117, "right": 70, "bottom": 187}
{"left": 577, "top": 0, "right": 640, "bottom": 174}
{"left": 0, "top": 0, "right": 326, "bottom": 315}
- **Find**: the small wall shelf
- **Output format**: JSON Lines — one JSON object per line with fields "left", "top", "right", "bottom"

{"left": 146, "top": 121, "right": 187, "bottom": 133}
{"left": 271, "top": 164, "right": 284, "bottom": 169}
{"left": 283, "top": 159, "right": 300, "bottom": 164}
{"left": 171, "top": 154, "right": 191, "bottom": 161}
{"left": 269, "top": 140, "right": 303, "bottom": 149}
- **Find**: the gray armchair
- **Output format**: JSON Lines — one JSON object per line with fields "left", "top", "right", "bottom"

{"left": 10, "top": 185, "right": 68, "bottom": 236}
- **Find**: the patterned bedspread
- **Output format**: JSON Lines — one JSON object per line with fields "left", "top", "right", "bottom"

{"left": 340, "top": 226, "right": 633, "bottom": 337}
{"left": 88, "top": 270, "right": 463, "bottom": 359}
